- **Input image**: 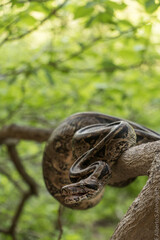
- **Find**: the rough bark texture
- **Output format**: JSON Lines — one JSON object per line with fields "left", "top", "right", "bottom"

{"left": 111, "top": 145, "right": 160, "bottom": 240}
{"left": 108, "top": 140, "right": 160, "bottom": 186}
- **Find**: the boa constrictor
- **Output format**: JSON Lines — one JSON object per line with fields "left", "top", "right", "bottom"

{"left": 43, "top": 112, "right": 160, "bottom": 210}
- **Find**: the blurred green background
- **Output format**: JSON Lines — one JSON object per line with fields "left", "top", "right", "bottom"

{"left": 0, "top": 0, "right": 160, "bottom": 239}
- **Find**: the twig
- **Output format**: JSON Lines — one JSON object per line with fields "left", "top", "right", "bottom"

{"left": 0, "top": 190, "right": 33, "bottom": 240}
{"left": 49, "top": 36, "right": 101, "bottom": 67}
{"left": 0, "top": 166, "right": 23, "bottom": 192}
{"left": 10, "top": 191, "right": 32, "bottom": 237}
{"left": 49, "top": 60, "right": 146, "bottom": 74}
{"left": 0, "top": 96, "right": 25, "bottom": 125}
{"left": 0, "top": 0, "right": 68, "bottom": 46}
{"left": 7, "top": 144, "right": 38, "bottom": 195}
{"left": 57, "top": 204, "right": 64, "bottom": 240}
{"left": 0, "top": 65, "right": 39, "bottom": 81}
{"left": 49, "top": 23, "right": 145, "bottom": 67}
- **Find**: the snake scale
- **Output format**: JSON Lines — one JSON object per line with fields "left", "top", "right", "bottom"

{"left": 43, "top": 112, "right": 160, "bottom": 210}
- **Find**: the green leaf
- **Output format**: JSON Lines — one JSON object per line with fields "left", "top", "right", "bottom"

{"left": 101, "top": 59, "right": 117, "bottom": 73}
{"left": 107, "top": 1, "right": 127, "bottom": 10}
{"left": 95, "top": 12, "right": 113, "bottom": 24}
{"left": 22, "top": 14, "right": 37, "bottom": 25}
{"left": 145, "top": 0, "right": 159, "bottom": 13}
{"left": 74, "top": 6, "right": 94, "bottom": 19}
{"left": 12, "top": 0, "right": 26, "bottom": 8}
{"left": 86, "top": 1, "right": 97, "bottom": 8}
{"left": 85, "top": 15, "right": 96, "bottom": 27}
{"left": 117, "top": 20, "right": 133, "bottom": 31}
{"left": 28, "top": 3, "right": 49, "bottom": 14}
{"left": 92, "top": 5, "right": 114, "bottom": 24}
{"left": 43, "top": 70, "right": 54, "bottom": 85}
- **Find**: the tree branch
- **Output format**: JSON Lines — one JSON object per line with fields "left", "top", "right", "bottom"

{"left": 0, "top": 166, "right": 23, "bottom": 192}
{"left": 0, "top": 0, "right": 68, "bottom": 46}
{"left": 57, "top": 204, "right": 64, "bottom": 240}
{"left": 111, "top": 151, "right": 160, "bottom": 240}
{"left": 108, "top": 140, "right": 160, "bottom": 186}
{"left": 7, "top": 144, "right": 38, "bottom": 195}
{"left": 0, "top": 143, "right": 38, "bottom": 239}
{"left": 0, "top": 124, "right": 52, "bottom": 144}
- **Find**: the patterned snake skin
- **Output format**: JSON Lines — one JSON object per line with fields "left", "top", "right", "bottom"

{"left": 43, "top": 112, "right": 160, "bottom": 209}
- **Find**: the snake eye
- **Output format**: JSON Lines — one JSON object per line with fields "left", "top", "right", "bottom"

{"left": 85, "top": 183, "right": 98, "bottom": 190}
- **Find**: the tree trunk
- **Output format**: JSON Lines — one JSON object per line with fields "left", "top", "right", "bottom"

{"left": 110, "top": 142, "right": 160, "bottom": 240}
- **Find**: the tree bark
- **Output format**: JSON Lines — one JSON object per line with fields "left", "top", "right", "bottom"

{"left": 108, "top": 140, "right": 160, "bottom": 186}
{"left": 110, "top": 143, "right": 160, "bottom": 240}
{"left": 0, "top": 124, "right": 52, "bottom": 143}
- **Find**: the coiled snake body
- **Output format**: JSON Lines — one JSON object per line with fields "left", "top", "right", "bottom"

{"left": 43, "top": 112, "right": 160, "bottom": 209}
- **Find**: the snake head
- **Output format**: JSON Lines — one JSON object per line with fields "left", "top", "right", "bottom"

{"left": 61, "top": 179, "right": 100, "bottom": 204}
{"left": 61, "top": 165, "right": 111, "bottom": 205}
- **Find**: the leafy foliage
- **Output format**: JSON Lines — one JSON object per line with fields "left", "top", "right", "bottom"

{"left": 0, "top": 0, "right": 160, "bottom": 239}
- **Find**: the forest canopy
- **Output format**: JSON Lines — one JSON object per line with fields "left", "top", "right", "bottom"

{"left": 0, "top": 0, "right": 160, "bottom": 239}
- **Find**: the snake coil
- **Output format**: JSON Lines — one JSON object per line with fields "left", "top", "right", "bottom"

{"left": 43, "top": 112, "right": 160, "bottom": 209}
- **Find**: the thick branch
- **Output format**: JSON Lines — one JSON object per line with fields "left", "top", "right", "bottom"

{"left": 0, "top": 124, "right": 52, "bottom": 143}
{"left": 108, "top": 140, "right": 160, "bottom": 186}
{"left": 111, "top": 152, "right": 160, "bottom": 240}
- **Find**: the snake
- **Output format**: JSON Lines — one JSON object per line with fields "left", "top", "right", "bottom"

{"left": 42, "top": 112, "right": 160, "bottom": 210}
